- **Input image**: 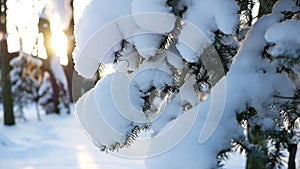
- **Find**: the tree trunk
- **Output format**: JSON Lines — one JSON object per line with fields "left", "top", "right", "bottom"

{"left": 64, "top": 32, "right": 74, "bottom": 104}
{"left": 0, "top": 39, "right": 15, "bottom": 126}
{"left": 64, "top": 1, "right": 75, "bottom": 103}
{"left": 288, "top": 144, "right": 297, "bottom": 169}
{"left": 246, "top": 125, "right": 268, "bottom": 169}
{"left": 35, "top": 102, "right": 41, "bottom": 121}
{"left": 0, "top": 0, "right": 15, "bottom": 125}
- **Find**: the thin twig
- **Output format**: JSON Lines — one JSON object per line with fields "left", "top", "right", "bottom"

{"left": 273, "top": 95, "right": 300, "bottom": 100}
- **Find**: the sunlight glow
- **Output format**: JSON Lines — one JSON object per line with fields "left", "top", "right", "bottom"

{"left": 50, "top": 13, "right": 69, "bottom": 66}
{"left": 23, "top": 167, "right": 35, "bottom": 169}
{"left": 6, "top": 0, "right": 43, "bottom": 54}
{"left": 6, "top": 30, "right": 20, "bottom": 53}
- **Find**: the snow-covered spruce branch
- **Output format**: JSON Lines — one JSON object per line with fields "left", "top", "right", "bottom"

{"left": 216, "top": 147, "right": 232, "bottom": 168}
{"left": 94, "top": 17, "right": 189, "bottom": 153}
{"left": 213, "top": 30, "right": 238, "bottom": 73}
{"left": 232, "top": 137, "right": 266, "bottom": 157}
{"left": 148, "top": 17, "right": 184, "bottom": 62}
{"left": 113, "top": 39, "right": 131, "bottom": 65}
{"left": 281, "top": 9, "right": 300, "bottom": 20}
{"left": 272, "top": 95, "right": 300, "bottom": 100}
{"left": 99, "top": 123, "right": 151, "bottom": 153}
{"left": 94, "top": 12, "right": 238, "bottom": 154}
{"left": 97, "top": 40, "right": 141, "bottom": 80}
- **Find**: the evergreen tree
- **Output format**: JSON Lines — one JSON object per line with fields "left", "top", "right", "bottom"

{"left": 10, "top": 53, "right": 43, "bottom": 121}
{"left": 224, "top": 1, "right": 300, "bottom": 169}
{"left": 10, "top": 54, "right": 28, "bottom": 121}
{"left": 38, "top": 71, "right": 55, "bottom": 114}
{"left": 57, "top": 81, "right": 70, "bottom": 114}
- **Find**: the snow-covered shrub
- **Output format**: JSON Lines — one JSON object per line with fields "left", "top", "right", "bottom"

{"left": 10, "top": 54, "right": 43, "bottom": 121}
{"left": 38, "top": 71, "right": 55, "bottom": 114}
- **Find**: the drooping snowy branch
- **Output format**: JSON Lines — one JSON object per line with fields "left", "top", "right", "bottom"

{"left": 70, "top": 0, "right": 300, "bottom": 168}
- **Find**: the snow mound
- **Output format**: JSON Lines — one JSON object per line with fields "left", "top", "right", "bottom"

{"left": 272, "top": 0, "right": 300, "bottom": 14}
{"left": 0, "top": 132, "right": 15, "bottom": 147}
{"left": 132, "top": 30, "right": 164, "bottom": 59}
{"left": 131, "top": 0, "right": 175, "bottom": 34}
{"left": 75, "top": 74, "right": 133, "bottom": 146}
{"left": 73, "top": 0, "right": 133, "bottom": 78}
{"left": 265, "top": 20, "right": 300, "bottom": 58}
{"left": 176, "top": 0, "right": 239, "bottom": 62}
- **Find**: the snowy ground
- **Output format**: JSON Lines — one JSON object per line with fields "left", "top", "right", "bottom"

{"left": 0, "top": 105, "right": 144, "bottom": 169}
{"left": 0, "top": 105, "right": 252, "bottom": 169}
